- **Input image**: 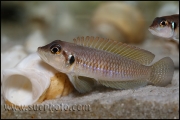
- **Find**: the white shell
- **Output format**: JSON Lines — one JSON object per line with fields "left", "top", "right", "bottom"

{"left": 1, "top": 45, "right": 28, "bottom": 81}
{"left": 1, "top": 52, "right": 58, "bottom": 106}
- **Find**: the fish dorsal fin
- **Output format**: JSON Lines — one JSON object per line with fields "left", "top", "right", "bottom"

{"left": 73, "top": 36, "right": 155, "bottom": 65}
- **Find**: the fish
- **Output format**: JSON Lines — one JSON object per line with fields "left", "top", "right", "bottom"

{"left": 149, "top": 14, "right": 179, "bottom": 42}
{"left": 37, "top": 36, "right": 174, "bottom": 93}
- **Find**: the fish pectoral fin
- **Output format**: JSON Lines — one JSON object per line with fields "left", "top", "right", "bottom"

{"left": 67, "top": 75, "right": 95, "bottom": 93}
{"left": 98, "top": 79, "right": 148, "bottom": 90}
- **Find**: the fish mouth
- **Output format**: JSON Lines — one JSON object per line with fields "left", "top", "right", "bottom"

{"left": 37, "top": 47, "right": 48, "bottom": 63}
{"left": 148, "top": 25, "right": 156, "bottom": 31}
{"left": 148, "top": 27, "right": 164, "bottom": 38}
{"left": 148, "top": 27, "right": 157, "bottom": 35}
{"left": 148, "top": 27, "right": 154, "bottom": 31}
{"left": 148, "top": 25, "right": 174, "bottom": 38}
{"left": 37, "top": 47, "right": 43, "bottom": 56}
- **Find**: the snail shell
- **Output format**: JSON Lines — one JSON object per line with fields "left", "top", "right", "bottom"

{"left": 92, "top": 2, "right": 146, "bottom": 44}
{"left": 2, "top": 53, "right": 73, "bottom": 106}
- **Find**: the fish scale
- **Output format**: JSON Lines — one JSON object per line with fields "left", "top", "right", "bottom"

{"left": 73, "top": 46, "right": 150, "bottom": 81}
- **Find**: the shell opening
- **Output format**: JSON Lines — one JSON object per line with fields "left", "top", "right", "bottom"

{"left": 4, "top": 74, "right": 33, "bottom": 106}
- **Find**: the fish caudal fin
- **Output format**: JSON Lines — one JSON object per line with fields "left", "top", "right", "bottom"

{"left": 149, "top": 57, "right": 174, "bottom": 86}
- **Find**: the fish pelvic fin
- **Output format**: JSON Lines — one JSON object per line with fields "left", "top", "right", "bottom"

{"left": 67, "top": 75, "right": 95, "bottom": 93}
{"left": 149, "top": 57, "right": 174, "bottom": 86}
{"left": 98, "top": 80, "right": 148, "bottom": 90}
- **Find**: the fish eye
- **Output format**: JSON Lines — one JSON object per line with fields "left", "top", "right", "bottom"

{"left": 160, "top": 20, "right": 167, "bottom": 27}
{"left": 50, "top": 44, "right": 61, "bottom": 54}
{"left": 68, "top": 55, "right": 75, "bottom": 65}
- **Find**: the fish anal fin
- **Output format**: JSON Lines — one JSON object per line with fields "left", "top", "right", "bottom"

{"left": 98, "top": 80, "right": 148, "bottom": 90}
{"left": 67, "top": 75, "right": 95, "bottom": 93}
{"left": 73, "top": 36, "right": 155, "bottom": 65}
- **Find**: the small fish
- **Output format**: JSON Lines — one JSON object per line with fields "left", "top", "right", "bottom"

{"left": 149, "top": 14, "right": 179, "bottom": 42}
{"left": 37, "top": 36, "right": 174, "bottom": 93}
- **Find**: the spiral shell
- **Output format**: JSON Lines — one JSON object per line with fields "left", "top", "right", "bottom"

{"left": 2, "top": 53, "right": 74, "bottom": 106}
{"left": 92, "top": 2, "right": 146, "bottom": 43}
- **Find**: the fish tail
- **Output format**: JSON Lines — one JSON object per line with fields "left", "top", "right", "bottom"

{"left": 149, "top": 57, "right": 174, "bottom": 86}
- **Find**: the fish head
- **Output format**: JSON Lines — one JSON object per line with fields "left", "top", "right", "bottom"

{"left": 148, "top": 17, "right": 174, "bottom": 38}
{"left": 37, "top": 40, "right": 72, "bottom": 73}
